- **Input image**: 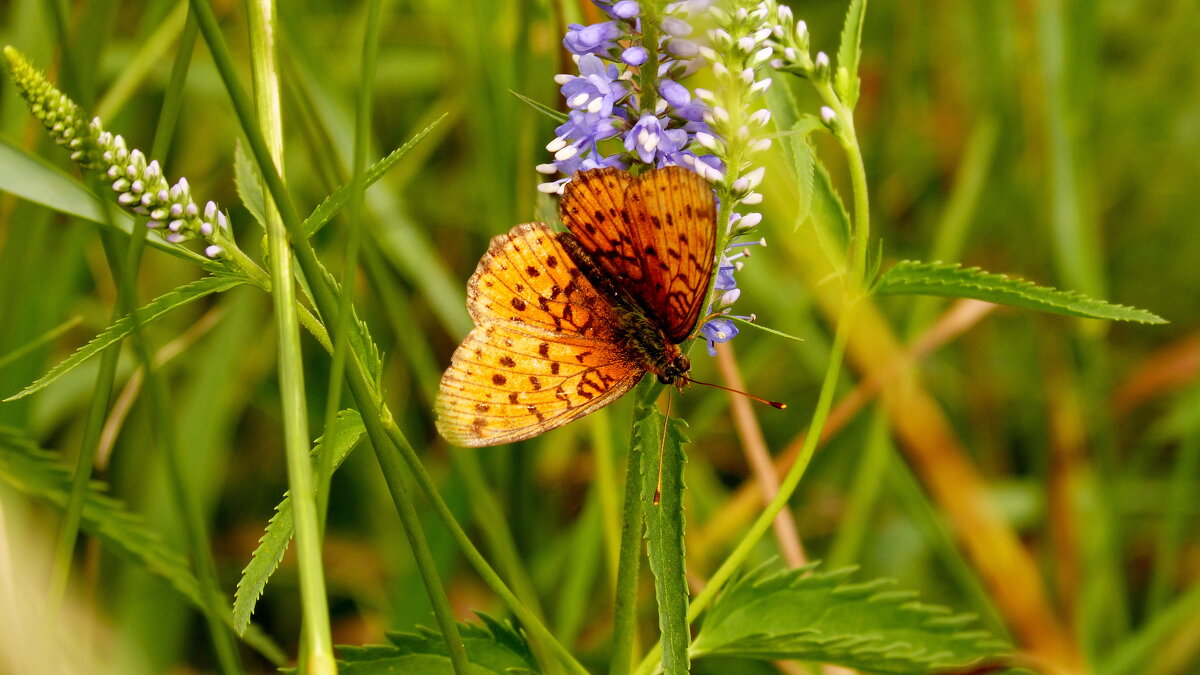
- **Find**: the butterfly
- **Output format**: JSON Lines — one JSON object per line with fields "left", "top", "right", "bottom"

{"left": 436, "top": 166, "right": 717, "bottom": 447}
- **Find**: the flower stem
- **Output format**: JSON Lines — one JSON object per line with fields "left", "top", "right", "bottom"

{"left": 244, "top": 1, "right": 334, "bottom": 671}
{"left": 633, "top": 301, "right": 860, "bottom": 675}
{"left": 637, "top": 2, "right": 662, "bottom": 121}
{"left": 816, "top": 82, "right": 871, "bottom": 288}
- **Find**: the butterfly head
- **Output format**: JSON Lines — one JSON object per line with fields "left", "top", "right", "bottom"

{"left": 656, "top": 352, "right": 691, "bottom": 389}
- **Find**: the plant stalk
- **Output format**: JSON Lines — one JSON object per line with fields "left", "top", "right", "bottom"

{"left": 243, "top": 0, "right": 334, "bottom": 670}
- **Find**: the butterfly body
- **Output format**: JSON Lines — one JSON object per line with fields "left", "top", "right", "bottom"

{"left": 437, "top": 166, "right": 716, "bottom": 447}
{"left": 555, "top": 231, "right": 692, "bottom": 387}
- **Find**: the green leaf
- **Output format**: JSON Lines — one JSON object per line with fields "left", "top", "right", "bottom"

{"left": 233, "top": 409, "right": 365, "bottom": 634}
{"left": 808, "top": 132, "right": 852, "bottom": 275}
{"left": 303, "top": 114, "right": 447, "bottom": 237}
{"left": 0, "top": 427, "right": 286, "bottom": 664}
{"left": 638, "top": 406, "right": 691, "bottom": 674}
{"left": 336, "top": 613, "right": 538, "bottom": 674}
{"left": 312, "top": 261, "right": 386, "bottom": 392}
{"left": 4, "top": 274, "right": 247, "bottom": 401}
{"left": 692, "top": 564, "right": 1011, "bottom": 673}
{"left": 509, "top": 89, "right": 569, "bottom": 124}
{"left": 0, "top": 139, "right": 106, "bottom": 223}
{"left": 783, "top": 115, "right": 823, "bottom": 235}
{"left": 835, "top": 0, "right": 868, "bottom": 108}
{"left": 874, "top": 260, "right": 1167, "bottom": 324}
{"left": 233, "top": 140, "right": 267, "bottom": 231}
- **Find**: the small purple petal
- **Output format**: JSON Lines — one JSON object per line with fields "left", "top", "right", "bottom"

{"left": 701, "top": 318, "right": 740, "bottom": 356}
{"left": 612, "top": 0, "right": 640, "bottom": 19}
{"left": 658, "top": 79, "right": 691, "bottom": 108}
{"left": 660, "top": 16, "right": 692, "bottom": 37}
{"left": 563, "top": 21, "right": 621, "bottom": 56}
{"left": 621, "top": 46, "right": 648, "bottom": 66}
{"left": 666, "top": 38, "right": 700, "bottom": 58}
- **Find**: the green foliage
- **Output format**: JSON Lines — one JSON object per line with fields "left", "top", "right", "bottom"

{"left": 233, "top": 409, "right": 365, "bottom": 634}
{"left": 0, "top": 0, "right": 1192, "bottom": 673}
{"left": 233, "top": 141, "right": 267, "bottom": 231}
{"left": 3, "top": 274, "right": 247, "bottom": 401}
{"left": 874, "top": 260, "right": 1167, "bottom": 324}
{"left": 808, "top": 139, "right": 853, "bottom": 274}
{"left": 637, "top": 405, "right": 691, "bottom": 674}
{"left": 336, "top": 614, "right": 538, "bottom": 674}
{"left": 0, "top": 426, "right": 285, "bottom": 664}
{"left": 0, "top": 140, "right": 213, "bottom": 267}
{"left": 777, "top": 113, "right": 851, "bottom": 275}
{"left": 692, "top": 564, "right": 1011, "bottom": 673}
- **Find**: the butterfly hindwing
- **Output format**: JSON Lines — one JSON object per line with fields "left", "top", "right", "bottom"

{"left": 436, "top": 321, "right": 643, "bottom": 446}
{"left": 560, "top": 166, "right": 716, "bottom": 343}
{"left": 438, "top": 222, "right": 646, "bottom": 447}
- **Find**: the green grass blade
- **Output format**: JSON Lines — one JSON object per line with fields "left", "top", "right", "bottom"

{"left": 0, "top": 139, "right": 106, "bottom": 222}
{"left": 875, "top": 260, "right": 1166, "bottom": 323}
{"left": 1100, "top": 581, "right": 1200, "bottom": 675}
{"left": 4, "top": 274, "right": 246, "bottom": 401}
{"left": 0, "top": 315, "right": 81, "bottom": 371}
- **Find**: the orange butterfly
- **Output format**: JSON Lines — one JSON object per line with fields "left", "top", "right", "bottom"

{"left": 436, "top": 166, "right": 716, "bottom": 447}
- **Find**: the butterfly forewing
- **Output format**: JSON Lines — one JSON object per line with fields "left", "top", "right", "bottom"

{"left": 560, "top": 166, "right": 717, "bottom": 343}
{"left": 468, "top": 223, "right": 614, "bottom": 337}
{"left": 436, "top": 222, "right": 645, "bottom": 447}
{"left": 558, "top": 168, "right": 643, "bottom": 284}
{"left": 624, "top": 166, "right": 717, "bottom": 341}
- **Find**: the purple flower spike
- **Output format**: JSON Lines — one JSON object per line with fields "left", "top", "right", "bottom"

{"left": 701, "top": 318, "right": 740, "bottom": 357}
{"left": 621, "top": 46, "right": 649, "bottom": 66}
{"left": 563, "top": 22, "right": 622, "bottom": 56}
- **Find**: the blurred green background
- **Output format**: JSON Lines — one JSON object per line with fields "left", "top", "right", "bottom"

{"left": 0, "top": 0, "right": 1197, "bottom": 673}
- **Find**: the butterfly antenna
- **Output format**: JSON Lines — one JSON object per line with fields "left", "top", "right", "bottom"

{"left": 653, "top": 391, "right": 672, "bottom": 506}
{"left": 683, "top": 375, "right": 787, "bottom": 409}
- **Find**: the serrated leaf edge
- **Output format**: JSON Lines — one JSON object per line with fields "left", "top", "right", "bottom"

{"left": 875, "top": 260, "right": 1167, "bottom": 324}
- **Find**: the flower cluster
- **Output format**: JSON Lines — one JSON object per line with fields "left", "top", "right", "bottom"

{"left": 540, "top": 1, "right": 786, "bottom": 358}
{"left": 4, "top": 46, "right": 233, "bottom": 259}
{"left": 762, "top": 3, "right": 843, "bottom": 133}
{"left": 536, "top": 1, "right": 721, "bottom": 194}
{"left": 691, "top": 2, "right": 778, "bottom": 356}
